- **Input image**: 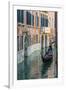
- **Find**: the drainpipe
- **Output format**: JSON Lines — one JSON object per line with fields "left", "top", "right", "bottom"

{"left": 55, "top": 12, "right": 58, "bottom": 77}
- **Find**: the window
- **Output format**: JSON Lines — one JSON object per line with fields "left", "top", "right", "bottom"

{"left": 17, "top": 36, "right": 23, "bottom": 51}
{"left": 45, "top": 18, "right": 48, "bottom": 27}
{"left": 17, "top": 10, "right": 24, "bottom": 23}
{"left": 22, "top": 36, "right": 23, "bottom": 49}
{"left": 26, "top": 11, "right": 31, "bottom": 25}
{"left": 20, "top": 36, "right": 23, "bottom": 50}
{"left": 41, "top": 15, "right": 44, "bottom": 27}
{"left": 36, "top": 15, "right": 39, "bottom": 27}
{"left": 31, "top": 15, "right": 34, "bottom": 26}
{"left": 17, "top": 10, "right": 20, "bottom": 23}
{"left": 32, "top": 35, "right": 35, "bottom": 44}
{"left": 41, "top": 15, "right": 48, "bottom": 27}
{"left": 36, "top": 35, "right": 38, "bottom": 43}
{"left": 28, "top": 35, "right": 31, "bottom": 46}
{"left": 17, "top": 36, "right": 19, "bottom": 51}
{"left": 44, "top": 15, "right": 48, "bottom": 27}
{"left": 20, "top": 10, "right": 24, "bottom": 23}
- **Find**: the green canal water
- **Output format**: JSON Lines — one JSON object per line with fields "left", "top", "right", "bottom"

{"left": 17, "top": 50, "right": 56, "bottom": 80}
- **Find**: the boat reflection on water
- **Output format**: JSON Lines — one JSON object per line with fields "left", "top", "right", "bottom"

{"left": 23, "top": 56, "right": 30, "bottom": 79}
{"left": 41, "top": 59, "right": 52, "bottom": 78}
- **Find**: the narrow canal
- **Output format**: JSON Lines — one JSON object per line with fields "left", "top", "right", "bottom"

{"left": 17, "top": 49, "right": 57, "bottom": 80}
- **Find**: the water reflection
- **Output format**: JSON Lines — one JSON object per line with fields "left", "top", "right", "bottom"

{"left": 17, "top": 57, "right": 30, "bottom": 80}
{"left": 24, "top": 56, "right": 29, "bottom": 79}
{"left": 23, "top": 32, "right": 30, "bottom": 79}
{"left": 17, "top": 51, "right": 53, "bottom": 80}
{"left": 41, "top": 59, "right": 52, "bottom": 78}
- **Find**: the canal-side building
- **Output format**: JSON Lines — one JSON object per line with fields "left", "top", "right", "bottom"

{"left": 17, "top": 10, "right": 56, "bottom": 63}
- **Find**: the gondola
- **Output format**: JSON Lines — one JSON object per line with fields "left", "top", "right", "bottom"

{"left": 41, "top": 46, "right": 53, "bottom": 63}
